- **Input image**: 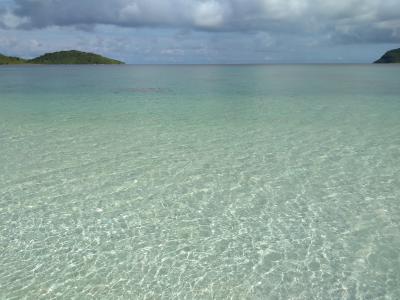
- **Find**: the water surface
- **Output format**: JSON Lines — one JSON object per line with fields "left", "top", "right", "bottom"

{"left": 1, "top": 65, "right": 400, "bottom": 299}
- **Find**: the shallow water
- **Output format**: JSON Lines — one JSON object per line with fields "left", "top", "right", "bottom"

{"left": 1, "top": 65, "right": 400, "bottom": 299}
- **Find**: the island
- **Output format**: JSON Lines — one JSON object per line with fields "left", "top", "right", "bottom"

{"left": 374, "top": 48, "right": 400, "bottom": 64}
{"left": 0, "top": 54, "right": 27, "bottom": 65}
{"left": 0, "top": 50, "right": 124, "bottom": 65}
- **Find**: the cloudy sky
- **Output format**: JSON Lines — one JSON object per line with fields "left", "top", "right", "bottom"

{"left": 0, "top": 0, "right": 399, "bottom": 63}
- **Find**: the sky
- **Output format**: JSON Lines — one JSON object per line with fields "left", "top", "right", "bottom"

{"left": 0, "top": 0, "right": 399, "bottom": 64}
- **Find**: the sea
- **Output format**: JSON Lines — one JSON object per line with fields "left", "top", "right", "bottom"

{"left": 1, "top": 65, "right": 399, "bottom": 299}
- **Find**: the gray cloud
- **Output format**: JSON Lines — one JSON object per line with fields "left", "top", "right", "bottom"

{"left": 0, "top": 0, "right": 397, "bottom": 43}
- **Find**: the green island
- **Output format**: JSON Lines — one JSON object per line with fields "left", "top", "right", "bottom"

{"left": 0, "top": 50, "right": 124, "bottom": 65}
{"left": 0, "top": 54, "right": 27, "bottom": 65}
{"left": 374, "top": 48, "right": 400, "bottom": 63}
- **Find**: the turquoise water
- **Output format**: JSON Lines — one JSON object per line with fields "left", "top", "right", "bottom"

{"left": 1, "top": 65, "right": 400, "bottom": 299}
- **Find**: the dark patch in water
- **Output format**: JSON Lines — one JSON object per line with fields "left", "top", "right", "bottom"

{"left": 122, "top": 87, "right": 173, "bottom": 94}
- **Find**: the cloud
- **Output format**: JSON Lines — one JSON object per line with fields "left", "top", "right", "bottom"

{"left": 0, "top": 8, "right": 28, "bottom": 28}
{"left": 0, "top": 0, "right": 399, "bottom": 64}
{"left": 193, "top": 1, "right": 226, "bottom": 29}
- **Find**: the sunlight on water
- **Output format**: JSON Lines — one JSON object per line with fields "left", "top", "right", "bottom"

{"left": 1, "top": 65, "right": 400, "bottom": 299}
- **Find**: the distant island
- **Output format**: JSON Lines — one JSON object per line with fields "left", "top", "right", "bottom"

{"left": 0, "top": 50, "right": 124, "bottom": 65}
{"left": 0, "top": 54, "right": 27, "bottom": 65}
{"left": 374, "top": 48, "right": 400, "bottom": 64}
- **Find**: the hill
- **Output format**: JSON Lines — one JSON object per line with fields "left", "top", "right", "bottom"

{"left": 0, "top": 50, "right": 124, "bottom": 65}
{"left": 0, "top": 54, "right": 27, "bottom": 65}
{"left": 374, "top": 48, "right": 400, "bottom": 63}
{"left": 28, "top": 50, "right": 124, "bottom": 64}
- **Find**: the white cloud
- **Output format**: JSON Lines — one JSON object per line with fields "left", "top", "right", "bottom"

{"left": 0, "top": 10, "right": 28, "bottom": 28}
{"left": 193, "top": 1, "right": 226, "bottom": 29}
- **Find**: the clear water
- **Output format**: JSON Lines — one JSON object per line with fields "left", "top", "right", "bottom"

{"left": 1, "top": 65, "right": 399, "bottom": 299}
